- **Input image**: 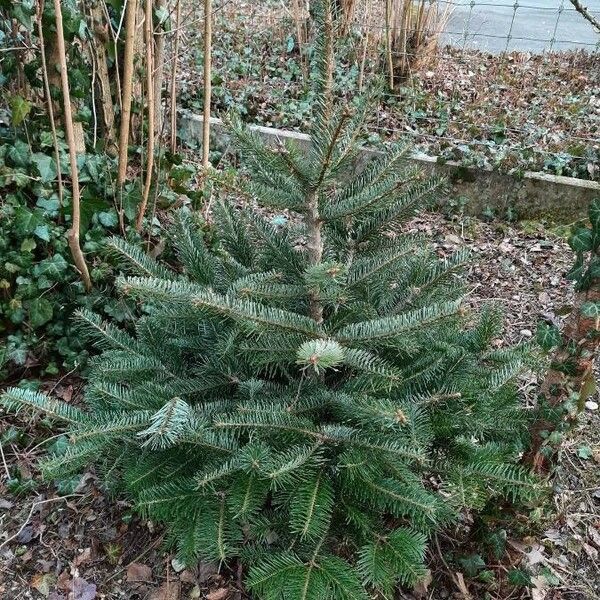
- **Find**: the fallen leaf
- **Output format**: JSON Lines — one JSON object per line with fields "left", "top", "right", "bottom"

{"left": 31, "top": 573, "right": 57, "bottom": 598}
{"left": 454, "top": 572, "right": 472, "bottom": 599}
{"left": 74, "top": 547, "right": 93, "bottom": 567}
{"left": 588, "top": 526, "right": 600, "bottom": 550}
{"left": 189, "top": 585, "right": 202, "bottom": 599}
{"left": 149, "top": 582, "right": 180, "bottom": 600}
{"left": 583, "top": 542, "right": 598, "bottom": 560}
{"left": 56, "top": 571, "right": 72, "bottom": 591}
{"left": 206, "top": 588, "right": 229, "bottom": 600}
{"left": 412, "top": 569, "right": 433, "bottom": 597}
{"left": 17, "top": 524, "right": 35, "bottom": 544}
{"left": 198, "top": 561, "right": 219, "bottom": 583}
{"left": 179, "top": 570, "right": 196, "bottom": 584}
{"left": 530, "top": 575, "right": 548, "bottom": 600}
{"left": 525, "top": 545, "right": 547, "bottom": 566}
{"left": 69, "top": 577, "right": 96, "bottom": 600}
{"left": 127, "top": 562, "right": 153, "bottom": 582}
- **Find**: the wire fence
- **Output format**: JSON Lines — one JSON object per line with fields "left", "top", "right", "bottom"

{"left": 179, "top": 0, "right": 600, "bottom": 180}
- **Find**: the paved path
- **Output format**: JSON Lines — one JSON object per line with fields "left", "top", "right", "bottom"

{"left": 443, "top": 0, "right": 600, "bottom": 52}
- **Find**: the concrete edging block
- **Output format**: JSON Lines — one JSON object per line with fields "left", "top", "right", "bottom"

{"left": 180, "top": 111, "right": 599, "bottom": 222}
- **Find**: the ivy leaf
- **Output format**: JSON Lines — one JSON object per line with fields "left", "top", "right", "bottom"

{"left": 10, "top": 95, "right": 32, "bottom": 126}
{"left": 20, "top": 238, "right": 36, "bottom": 252}
{"left": 7, "top": 139, "right": 30, "bottom": 167}
{"left": 581, "top": 302, "right": 600, "bottom": 319}
{"left": 566, "top": 252, "right": 585, "bottom": 283}
{"left": 34, "top": 224, "right": 51, "bottom": 242}
{"left": 46, "top": 435, "right": 70, "bottom": 456}
{"left": 589, "top": 198, "right": 600, "bottom": 230}
{"left": 577, "top": 446, "right": 593, "bottom": 459}
{"left": 80, "top": 192, "right": 110, "bottom": 232}
{"left": 98, "top": 211, "right": 118, "bottom": 228}
{"left": 36, "top": 196, "right": 61, "bottom": 215}
{"left": 589, "top": 257, "right": 600, "bottom": 280}
{"left": 14, "top": 206, "right": 43, "bottom": 235}
{"left": 33, "top": 254, "right": 69, "bottom": 279}
{"left": 286, "top": 35, "right": 295, "bottom": 53}
{"left": 484, "top": 528, "right": 507, "bottom": 560}
{"left": 31, "top": 153, "right": 57, "bottom": 183}
{"left": 536, "top": 321, "right": 561, "bottom": 352}
{"left": 568, "top": 227, "right": 593, "bottom": 253}
{"left": 155, "top": 4, "right": 170, "bottom": 25}
{"left": 29, "top": 297, "right": 54, "bottom": 328}
{"left": 55, "top": 474, "right": 82, "bottom": 495}
{"left": 508, "top": 568, "right": 532, "bottom": 587}
{"left": 458, "top": 554, "right": 485, "bottom": 577}
{"left": 122, "top": 182, "right": 142, "bottom": 221}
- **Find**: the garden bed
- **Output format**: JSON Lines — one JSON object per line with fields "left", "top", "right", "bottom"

{"left": 1, "top": 213, "right": 598, "bottom": 600}
{"left": 178, "top": 1, "right": 599, "bottom": 181}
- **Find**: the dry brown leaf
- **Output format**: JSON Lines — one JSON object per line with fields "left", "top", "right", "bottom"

{"left": 206, "top": 588, "right": 230, "bottom": 600}
{"left": 68, "top": 577, "right": 97, "bottom": 600}
{"left": 149, "top": 582, "right": 181, "bottom": 600}
{"left": 412, "top": 569, "right": 433, "bottom": 598}
{"left": 454, "top": 572, "right": 472, "bottom": 599}
{"left": 74, "top": 547, "right": 93, "bottom": 567}
{"left": 126, "top": 562, "right": 153, "bottom": 582}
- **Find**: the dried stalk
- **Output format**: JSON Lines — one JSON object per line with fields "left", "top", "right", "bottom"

{"left": 89, "top": 1, "right": 116, "bottom": 153}
{"left": 290, "top": 0, "right": 308, "bottom": 80}
{"left": 569, "top": 0, "right": 600, "bottom": 31}
{"left": 153, "top": 0, "right": 166, "bottom": 133}
{"left": 339, "top": 0, "right": 357, "bottom": 34}
{"left": 117, "top": 0, "right": 137, "bottom": 186}
{"left": 357, "top": 0, "right": 372, "bottom": 92}
{"left": 135, "top": 0, "right": 156, "bottom": 232}
{"left": 385, "top": 0, "right": 394, "bottom": 90}
{"left": 170, "top": 0, "right": 182, "bottom": 153}
{"left": 202, "top": 0, "right": 212, "bottom": 169}
{"left": 36, "top": 1, "right": 63, "bottom": 210}
{"left": 52, "top": 0, "right": 92, "bottom": 291}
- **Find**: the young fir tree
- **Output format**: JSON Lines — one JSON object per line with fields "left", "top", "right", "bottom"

{"left": 2, "top": 2, "right": 537, "bottom": 597}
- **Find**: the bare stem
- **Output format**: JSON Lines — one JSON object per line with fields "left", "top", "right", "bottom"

{"left": 135, "top": 0, "right": 156, "bottom": 232}
{"left": 52, "top": 0, "right": 92, "bottom": 292}
{"left": 36, "top": 0, "right": 63, "bottom": 211}
{"left": 202, "top": 0, "right": 212, "bottom": 169}
{"left": 170, "top": 0, "right": 182, "bottom": 153}
{"left": 117, "top": 0, "right": 137, "bottom": 186}
{"left": 569, "top": 0, "right": 600, "bottom": 31}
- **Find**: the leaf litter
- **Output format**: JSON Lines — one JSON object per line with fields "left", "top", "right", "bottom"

{"left": 1, "top": 212, "right": 598, "bottom": 599}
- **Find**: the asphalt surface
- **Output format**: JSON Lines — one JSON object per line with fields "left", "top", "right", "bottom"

{"left": 442, "top": 0, "right": 600, "bottom": 52}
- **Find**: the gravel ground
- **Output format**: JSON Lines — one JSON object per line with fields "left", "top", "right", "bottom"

{"left": 1, "top": 213, "right": 599, "bottom": 600}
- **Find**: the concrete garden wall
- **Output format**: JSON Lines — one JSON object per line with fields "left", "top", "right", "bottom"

{"left": 180, "top": 112, "right": 599, "bottom": 222}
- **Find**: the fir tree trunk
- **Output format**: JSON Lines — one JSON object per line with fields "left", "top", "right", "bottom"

{"left": 307, "top": 191, "right": 324, "bottom": 324}
{"left": 524, "top": 284, "right": 600, "bottom": 473}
